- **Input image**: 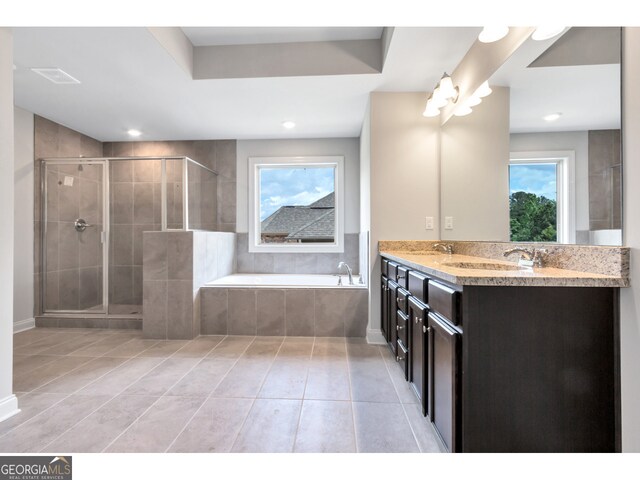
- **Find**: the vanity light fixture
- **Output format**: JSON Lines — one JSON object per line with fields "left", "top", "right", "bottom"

{"left": 543, "top": 112, "right": 562, "bottom": 122}
{"left": 473, "top": 81, "right": 492, "bottom": 98}
{"left": 478, "top": 26, "right": 510, "bottom": 43}
{"left": 453, "top": 102, "right": 474, "bottom": 117}
{"left": 282, "top": 120, "right": 296, "bottom": 129}
{"left": 127, "top": 129, "right": 142, "bottom": 137}
{"left": 422, "top": 72, "right": 460, "bottom": 118}
{"left": 532, "top": 27, "right": 565, "bottom": 41}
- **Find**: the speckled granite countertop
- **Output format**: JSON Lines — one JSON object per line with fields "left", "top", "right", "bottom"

{"left": 380, "top": 250, "right": 630, "bottom": 287}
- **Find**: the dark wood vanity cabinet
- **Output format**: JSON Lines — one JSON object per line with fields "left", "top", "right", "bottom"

{"left": 427, "top": 311, "right": 461, "bottom": 453}
{"left": 380, "top": 255, "right": 619, "bottom": 453}
{"left": 409, "top": 296, "right": 428, "bottom": 416}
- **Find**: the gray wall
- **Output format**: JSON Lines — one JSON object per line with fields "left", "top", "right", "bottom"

{"left": 365, "top": 92, "right": 441, "bottom": 342}
{"left": 440, "top": 86, "right": 511, "bottom": 242}
{"left": 588, "top": 129, "right": 622, "bottom": 231}
{"left": 620, "top": 27, "right": 640, "bottom": 452}
{"left": 13, "top": 107, "right": 34, "bottom": 329}
{"left": 0, "top": 26, "right": 18, "bottom": 421}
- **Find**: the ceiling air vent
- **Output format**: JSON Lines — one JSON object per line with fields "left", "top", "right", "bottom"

{"left": 31, "top": 68, "right": 81, "bottom": 84}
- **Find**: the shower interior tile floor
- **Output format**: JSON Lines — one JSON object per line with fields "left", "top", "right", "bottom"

{"left": 1, "top": 328, "right": 442, "bottom": 453}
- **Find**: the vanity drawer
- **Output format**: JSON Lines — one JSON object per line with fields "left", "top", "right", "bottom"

{"left": 388, "top": 262, "right": 399, "bottom": 283}
{"left": 397, "top": 339, "right": 409, "bottom": 381}
{"left": 397, "top": 266, "right": 410, "bottom": 289}
{"left": 408, "top": 271, "right": 429, "bottom": 304}
{"left": 396, "top": 288, "right": 410, "bottom": 315}
{"left": 428, "top": 281, "right": 460, "bottom": 326}
{"left": 396, "top": 309, "right": 409, "bottom": 346}
{"left": 382, "top": 258, "right": 389, "bottom": 278}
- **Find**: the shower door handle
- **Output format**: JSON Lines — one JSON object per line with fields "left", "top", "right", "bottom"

{"left": 74, "top": 218, "right": 93, "bottom": 232}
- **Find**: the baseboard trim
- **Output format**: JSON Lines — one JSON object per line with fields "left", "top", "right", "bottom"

{"left": 13, "top": 318, "right": 35, "bottom": 333}
{"left": 366, "top": 328, "right": 386, "bottom": 345}
{"left": 0, "top": 395, "right": 20, "bottom": 423}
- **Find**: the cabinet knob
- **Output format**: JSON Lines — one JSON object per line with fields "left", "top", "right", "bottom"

{"left": 397, "top": 325, "right": 404, "bottom": 331}
{"left": 397, "top": 297, "right": 404, "bottom": 304}
{"left": 396, "top": 355, "right": 405, "bottom": 362}
{"left": 415, "top": 316, "right": 420, "bottom": 324}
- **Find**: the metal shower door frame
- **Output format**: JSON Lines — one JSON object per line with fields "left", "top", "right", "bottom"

{"left": 40, "top": 158, "right": 110, "bottom": 315}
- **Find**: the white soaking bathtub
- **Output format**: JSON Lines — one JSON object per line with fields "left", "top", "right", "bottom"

{"left": 207, "top": 273, "right": 366, "bottom": 288}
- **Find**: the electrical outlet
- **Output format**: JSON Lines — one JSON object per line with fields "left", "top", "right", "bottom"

{"left": 425, "top": 216, "right": 434, "bottom": 230}
{"left": 444, "top": 216, "right": 454, "bottom": 230}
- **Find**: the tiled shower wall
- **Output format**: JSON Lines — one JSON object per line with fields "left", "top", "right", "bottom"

{"left": 103, "top": 140, "right": 236, "bottom": 232}
{"left": 35, "top": 115, "right": 238, "bottom": 316}
{"left": 236, "top": 232, "right": 360, "bottom": 274}
{"left": 34, "top": 116, "right": 103, "bottom": 313}
{"left": 588, "top": 129, "right": 622, "bottom": 231}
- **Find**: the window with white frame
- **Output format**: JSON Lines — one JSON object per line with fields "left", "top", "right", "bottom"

{"left": 509, "top": 151, "right": 575, "bottom": 244}
{"left": 248, "top": 156, "right": 344, "bottom": 253}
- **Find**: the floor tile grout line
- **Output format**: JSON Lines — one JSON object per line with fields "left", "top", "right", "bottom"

{"left": 344, "top": 337, "right": 360, "bottom": 453}
{"left": 37, "top": 353, "right": 180, "bottom": 453}
{"left": 4, "top": 352, "right": 160, "bottom": 451}
{"left": 227, "top": 336, "right": 288, "bottom": 453}
{"left": 378, "top": 345, "right": 423, "bottom": 453}
{"left": 14, "top": 330, "right": 99, "bottom": 356}
{"left": 163, "top": 335, "right": 258, "bottom": 453}
{"left": 290, "top": 335, "right": 316, "bottom": 453}
{"left": 36, "top": 331, "right": 132, "bottom": 357}
{"left": 99, "top": 335, "right": 239, "bottom": 453}
{"left": 12, "top": 355, "right": 67, "bottom": 378}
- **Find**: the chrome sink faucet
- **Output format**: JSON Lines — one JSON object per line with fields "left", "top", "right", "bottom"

{"left": 337, "top": 262, "right": 354, "bottom": 285}
{"left": 503, "top": 247, "right": 547, "bottom": 268}
{"left": 433, "top": 243, "right": 454, "bottom": 255}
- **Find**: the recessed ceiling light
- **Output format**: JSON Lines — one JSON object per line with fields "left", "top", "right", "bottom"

{"left": 543, "top": 113, "right": 562, "bottom": 122}
{"left": 532, "top": 27, "right": 566, "bottom": 41}
{"left": 127, "top": 129, "right": 142, "bottom": 137}
{"left": 31, "top": 68, "right": 81, "bottom": 84}
{"left": 478, "top": 27, "right": 509, "bottom": 43}
{"left": 282, "top": 121, "right": 296, "bottom": 129}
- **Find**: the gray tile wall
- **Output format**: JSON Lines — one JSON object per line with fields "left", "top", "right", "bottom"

{"left": 103, "top": 139, "right": 236, "bottom": 232}
{"left": 235, "top": 233, "right": 360, "bottom": 274}
{"left": 143, "top": 231, "right": 236, "bottom": 340}
{"left": 588, "top": 129, "right": 622, "bottom": 231}
{"left": 201, "top": 287, "right": 368, "bottom": 337}
{"left": 35, "top": 116, "right": 104, "bottom": 314}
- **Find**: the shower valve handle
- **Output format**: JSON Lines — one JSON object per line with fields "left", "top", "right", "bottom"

{"left": 74, "top": 218, "right": 93, "bottom": 232}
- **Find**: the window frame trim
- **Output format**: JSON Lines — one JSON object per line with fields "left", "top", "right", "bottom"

{"left": 248, "top": 155, "right": 345, "bottom": 253}
{"left": 509, "top": 150, "right": 576, "bottom": 244}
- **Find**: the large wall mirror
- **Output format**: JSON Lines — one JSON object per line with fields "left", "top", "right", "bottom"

{"left": 440, "top": 27, "right": 622, "bottom": 246}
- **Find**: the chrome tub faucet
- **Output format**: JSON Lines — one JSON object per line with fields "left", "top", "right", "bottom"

{"left": 337, "top": 262, "right": 354, "bottom": 285}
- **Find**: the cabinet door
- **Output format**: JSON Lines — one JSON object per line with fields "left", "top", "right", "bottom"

{"left": 428, "top": 312, "right": 461, "bottom": 453}
{"left": 387, "top": 281, "right": 399, "bottom": 355}
{"left": 381, "top": 276, "right": 389, "bottom": 340}
{"left": 409, "top": 297, "right": 428, "bottom": 416}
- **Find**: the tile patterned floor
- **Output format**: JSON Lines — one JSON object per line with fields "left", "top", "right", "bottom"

{"left": 1, "top": 328, "right": 443, "bottom": 453}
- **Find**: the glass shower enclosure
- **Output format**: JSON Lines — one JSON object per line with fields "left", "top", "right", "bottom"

{"left": 40, "top": 156, "right": 218, "bottom": 316}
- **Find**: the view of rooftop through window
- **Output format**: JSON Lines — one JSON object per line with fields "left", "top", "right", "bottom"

{"left": 259, "top": 166, "right": 336, "bottom": 244}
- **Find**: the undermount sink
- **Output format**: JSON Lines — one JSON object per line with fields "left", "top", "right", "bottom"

{"left": 441, "top": 261, "right": 527, "bottom": 271}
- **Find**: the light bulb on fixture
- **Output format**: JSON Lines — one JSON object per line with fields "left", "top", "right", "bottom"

{"left": 532, "top": 27, "right": 565, "bottom": 41}
{"left": 438, "top": 73, "right": 458, "bottom": 101}
{"left": 430, "top": 88, "right": 449, "bottom": 109}
{"left": 478, "top": 26, "right": 509, "bottom": 43}
{"left": 422, "top": 97, "right": 441, "bottom": 118}
{"left": 473, "top": 81, "right": 492, "bottom": 98}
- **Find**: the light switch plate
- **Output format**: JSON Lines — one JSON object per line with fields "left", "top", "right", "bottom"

{"left": 63, "top": 176, "right": 74, "bottom": 187}
{"left": 444, "top": 216, "right": 454, "bottom": 230}
{"left": 425, "top": 216, "right": 434, "bottom": 230}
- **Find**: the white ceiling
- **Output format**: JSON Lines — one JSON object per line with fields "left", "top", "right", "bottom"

{"left": 13, "top": 26, "right": 618, "bottom": 142}
{"left": 12, "top": 27, "right": 479, "bottom": 141}
{"left": 182, "top": 27, "right": 384, "bottom": 46}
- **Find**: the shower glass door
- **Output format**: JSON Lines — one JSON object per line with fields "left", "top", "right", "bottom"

{"left": 42, "top": 160, "right": 107, "bottom": 313}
